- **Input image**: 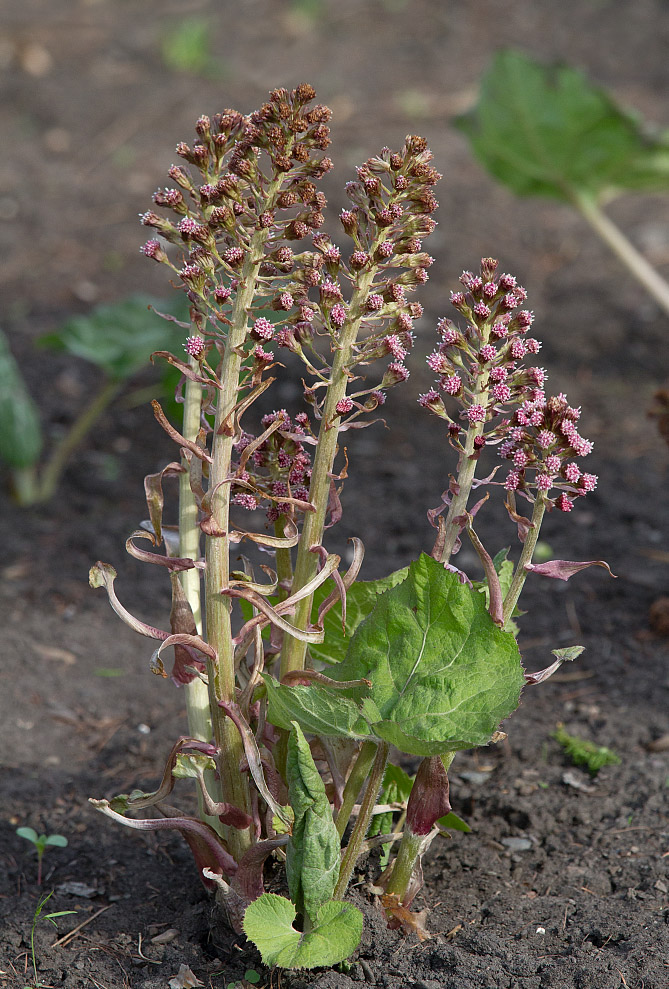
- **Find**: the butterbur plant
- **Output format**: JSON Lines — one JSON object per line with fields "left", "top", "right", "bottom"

{"left": 89, "top": 86, "right": 610, "bottom": 970}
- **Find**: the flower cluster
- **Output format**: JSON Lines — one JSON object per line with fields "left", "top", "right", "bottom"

{"left": 140, "top": 85, "right": 334, "bottom": 365}
{"left": 230, "top": 410, "right": 313, "bottom": 522}
{"left": 419, "top": 258, "right": 597, "bottom": 510}
{"left": 140, "top": 87, "right": 439, "bottom": 426}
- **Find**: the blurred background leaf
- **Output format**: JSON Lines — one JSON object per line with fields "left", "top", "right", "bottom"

{"left": 39, "top": 295, "right": 190, "bottom": 382}
{"left": 455, "top": 49, "right": 669, "bottom": 204}
{"left": 0, "top": 328, "right": 43, "bottom": 469}
{"left": 161, "top": 17, "right": 227, "bottom": 79}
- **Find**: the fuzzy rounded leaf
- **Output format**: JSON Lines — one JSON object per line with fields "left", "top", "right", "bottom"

{"left": 333, "top": 554, "right": 525, "bottom": 755}
{"left": 309, "top": 567, "right": 409, "bottom": 667}
{"left": 243, "top": 893, "right": 363, "bottom": 969}
{"left": 268, "top": 556, "right": 525, "bottom": 756}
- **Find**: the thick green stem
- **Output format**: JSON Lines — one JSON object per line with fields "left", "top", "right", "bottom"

{"left": 571, "top": 192, "right": 669, "bottom": 318}
{"left": 206, "top": 180, "right": 288, "bottom": 860}
{"left": 502, "top": 494, "right": 547, "bottom": 626}
{"left": 385, "top": 752, "right": 454, "bottom": 902}
{"left": 179, "top": 354, "right": 221, "bottom": 832}
{"left": 180, "top": 356, "right": 209, "bottom": 738}
{"left": 335, "top": 740, "right": 378, "bottom": 839}
{"left": 279, "top": 266, "right": 379, "bottom": 679}
{"left": 334, "top": 741, "right": 389, "bottom": 900}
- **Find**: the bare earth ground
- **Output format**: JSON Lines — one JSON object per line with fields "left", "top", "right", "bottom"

{"left": 1, "top": 2, "right": 669, "bottom": 987}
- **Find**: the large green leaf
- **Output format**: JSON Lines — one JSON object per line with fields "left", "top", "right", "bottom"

{"left": 0, "top": 328, "right": 43, "bottom": 468}
{"left": 264, "top": 675, "right": 371, "bottom": 742}
{"left": 39, "top": 295, "right": 189, "bottom": 381}
{"left": 243, "top": 893, "right": 363, "bottom": 969}
{"left": 285, "top": 723, "right": 341, "bottom": 921}
{"left": 266, "top": 555, "right": 525, "bottom": 757}
{"left": 455, "top": 49, "right": 669, "bottom": 203}
{"left": 309, "top": 566, "right": 409, "bottom": 666}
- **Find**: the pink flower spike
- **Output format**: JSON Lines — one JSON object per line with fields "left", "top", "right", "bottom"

{"left": 418, "top": 388, "right": 440, "bottom": 407}
{"left": 564, "top": 462, "right": 581, "bottom": 484}
{"left": 253, "top": 345, "right": 273, "bottom": 364}
{"left": 536, "top": 474, "right": 553, "bottom": 491}
{"left": 467, "top": 404, "right": 486, "bottom": 424}
{"left": 385, "top": 334, "right": 407, "bottom": 360}
{"left": 492, "top": 383, "right": 511, "bottom": 402}
{"left": 140, "top": 239, "right": 164, "bottom": 260}
{"left": 480, "top": 344, "right": 496, "bottom": 362}
{"left": 184, "top": 335, "right": 205, "bottom": 358}
{"left": 556, "top": 493, "right": 573, "bottom": 513}
{"left": 233, "top": 494, "right": 259, "bottom": 510}
{"left": 330, "top": 303, "right": 347, "bottom": 327}
{"left": 442, "top": 373, "right": 461, "bottom": 395}
{"left": 505, "top": 471, "right": 520, "bottom": 491}
{"left": 384, "top": 362, "right": 410, "bottom": 384}
{"left": 537, "top": 430, "right": 556, "bottom": 449}
{"left": 545, "top": 455, "right": 561, "bottom": 474}
{"left": 427, "top": 351, "right": 450, "bottom": 375}
{"left": 335, "top": 397, "right": 353, "bottom": 415}
{"left": 580, "top": 473, "right": 598, "bottom": 492}
{"left": 253, "top": 317, "right": 275, "bottom": 341}
{"left": 516, "top": 310, "right": 534, "bottom": 329}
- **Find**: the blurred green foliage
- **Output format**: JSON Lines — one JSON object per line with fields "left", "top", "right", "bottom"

{"left": 456, "top": 50, "right": 669, "bottom": 205}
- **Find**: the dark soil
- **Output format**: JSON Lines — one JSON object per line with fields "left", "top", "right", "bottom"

{"left": 2, "top": 2, "right": 669, "bottom": 988}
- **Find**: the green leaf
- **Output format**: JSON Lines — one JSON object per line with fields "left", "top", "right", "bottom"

{"left": 285, "top": 723, "right": 341, "bottom": 921}
{"left": 39, "top": 295, "right": 189, "bottom": 381}
{"left": 309, "top": 567, "right": 409, "bottom": 667}
{"left": 243, "top": 894, "right": 363, "bottom": 969}
{"left": 264, "top": 675, "right": 371, "bottom": 742}
{"left": 16, "top": 826, "right": 39, "bottom": 844}
{"left": 437, "top": 810, "right": 471, "bottom": 833}
{"left": 382, "top": 762, "right": 414, "bottom": 802}
{"left": 161, "top": 17, "right": 226, "bottom": 79}
{"left": 0, "top": 329, "right": 43, "bottom": 469}
{"left": 44, "top": 834, "right": 68, "bottom": 847}
{"left": 266, "top": 555, "right": 525, "bottom": 757}
{"left": 171, "top": 753, "right": 217, "bottom": 780}
{"left": 369, "top": 763, "right": 414, "bottom": 867}
{"left": 455, "top": 49, "right": 669, "bottom": 203}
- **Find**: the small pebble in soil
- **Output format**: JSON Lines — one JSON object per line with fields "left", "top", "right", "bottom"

{"left": 501, "top": 836, "right": 533, "bottom": 851}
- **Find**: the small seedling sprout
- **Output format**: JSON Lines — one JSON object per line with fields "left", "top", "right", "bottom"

{"left": 16, "top": 827, "right": 68, "bottom": 886}
{"left": 23, "top": 890, "right": 75, "bottom": 989}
